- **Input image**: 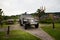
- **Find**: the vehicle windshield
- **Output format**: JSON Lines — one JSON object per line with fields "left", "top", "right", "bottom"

{"left": 23, "top": 15, "right": 34, "bottom": 20}
{"left": 25, "top": 17, "right": 34, "bottom": 20}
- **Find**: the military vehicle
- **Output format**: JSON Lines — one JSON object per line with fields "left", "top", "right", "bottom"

{"left": 19, "top": 13, "right": 39, "bottom": 29}
{"left": 6, "top": 19, "right": 14, "bottom": 24}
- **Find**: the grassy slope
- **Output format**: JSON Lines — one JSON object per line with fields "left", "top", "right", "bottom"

{"left": 0, "top": 30, "right": 41, "bottom": 40}
{"left": 41, "top": 23, "right": 60, "bottom": 40}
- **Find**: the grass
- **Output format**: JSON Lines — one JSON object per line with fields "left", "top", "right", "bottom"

{"left": 0, "top": 30, "right": 41, "bottom": 40}
{"left": 41, "top": 23, "right": 60, "bottom": 40}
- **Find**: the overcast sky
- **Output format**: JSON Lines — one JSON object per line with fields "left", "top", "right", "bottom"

{"left": 0, "top": 0, "right": 60, "bottom": 16}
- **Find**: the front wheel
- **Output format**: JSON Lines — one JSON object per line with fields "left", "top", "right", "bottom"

{"left": 24, "top": 24, "right": 28, "bottom": 29}
{"left": 35, "top": 23, "right": 39, "bottom": 28}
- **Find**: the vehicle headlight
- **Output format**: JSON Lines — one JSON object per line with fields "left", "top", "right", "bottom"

{"left": 35, "top": 20, "right": 38, "bottom": 22}
{"left": 34, "top": 19, "right": 38, "bottom": 22}
{"left": 31, "top": 20, "right": 34, "bottom": 22}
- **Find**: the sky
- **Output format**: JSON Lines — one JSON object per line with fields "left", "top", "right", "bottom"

{"left": 0, "top": 0, "right": 60, "bottom": 16}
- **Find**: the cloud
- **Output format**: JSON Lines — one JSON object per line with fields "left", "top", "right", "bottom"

{"left": 43, "top": 0, "right": 60, "bottom": 12}
{"left": 0, "top": 0, "right": 60, "bottom": 16}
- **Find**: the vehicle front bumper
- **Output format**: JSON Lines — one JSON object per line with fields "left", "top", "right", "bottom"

{"left": 30, "top": 22, "right": 38, "bottom": 25}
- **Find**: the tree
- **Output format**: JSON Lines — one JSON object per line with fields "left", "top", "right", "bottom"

{"left": 0, "top": 9, "right": 3, "bottom": 19}
{"left": 49, "top": 14, "right": 55, "bottom": 29}
{"left": 0, "top": 9, "right": 3, "bottom": 27}
{"left": 36, "top": 6, "right": 45, "bottom": 20}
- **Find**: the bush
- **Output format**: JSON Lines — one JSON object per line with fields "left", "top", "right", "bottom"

{"left": 39, "top": 18, "right": 52, "bottom": 24}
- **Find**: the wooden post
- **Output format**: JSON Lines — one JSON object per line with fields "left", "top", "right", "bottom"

{"left": 7, "top": 26, "right": 10, "bottom": 35}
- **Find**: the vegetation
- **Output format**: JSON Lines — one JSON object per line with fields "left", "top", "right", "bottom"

{"left": 3, "top": 15, "right": 19, "bottom": 20}
{"left": 0, "top": 30, "right": 40, "bottom": 40}
{"left": 0, "top": 9, "right": 4, "bottom": 27}
{"left": 39, "top": 17, "right": 52, "bottom": 24}
{"left": 41, "top": 23, "right": 60, "bottom": 40}
{"left": 35, "top": 6, "right": 45, "bottom": 20}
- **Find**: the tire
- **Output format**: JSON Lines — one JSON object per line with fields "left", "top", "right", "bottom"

{"left": 35, "top": 23, "right": 39, "bottom": 28}
{"left": 24, "top": 23, "right": 30, "bottom": 29}
{"left": 24, "top": 24, "right": 28, "bottom": 29}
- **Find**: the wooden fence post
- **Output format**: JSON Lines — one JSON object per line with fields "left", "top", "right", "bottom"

{"left": 7, "top": 26, "right": 10, "bottom": 35}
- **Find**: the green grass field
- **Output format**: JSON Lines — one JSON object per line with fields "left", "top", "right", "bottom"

{"left": 0, "top": 30, "right": 41, "bottom": 40}
{"left": 41, "top": 23, "right": 60, "bottom": 40}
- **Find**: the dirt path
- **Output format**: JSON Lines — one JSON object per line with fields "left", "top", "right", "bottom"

{"left": 25, "top": 28, "right": 54, "bottom": 40}
{"left": 0, "top": 28, "right": 7, "bottom": 31}
{"left": 0, "top": 23, "right": 54, "bottom": 40}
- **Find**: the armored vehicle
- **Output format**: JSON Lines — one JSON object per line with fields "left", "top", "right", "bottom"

{"left": 19, "top": 14, "right": 39, "bottom": 29}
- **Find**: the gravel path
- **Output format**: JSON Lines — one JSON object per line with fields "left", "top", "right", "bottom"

{"left": 0, "top": 23, "right": 55, "bottom": 40}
